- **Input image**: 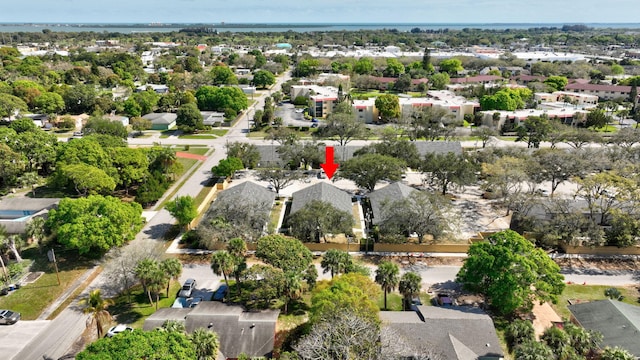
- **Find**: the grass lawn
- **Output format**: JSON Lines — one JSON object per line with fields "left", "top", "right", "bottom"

{"left": 377, "top": 292, "right": 403, "bottom": 311}
{"left": 182, "top": 147, "right": 210, "bottom": 156}
{"left": 552, "top": 284, "right": 640, "bottom": 320}
{"left": 352, "top": 204, "right": 361, "bottom": 230}
{"left": 0, "top": 248, "right": 95, "bottom": 320}
{"left": 109, "top": 282, "right": 182, "bottom": 329}
{"left": 594, "top": 124, "right": 618, "bottom": 133}
{"left": 268, "top": 200, "right": 284, "bottom": 233}
{"left": 209, "top": 129, "right": 228, "bottom": 137}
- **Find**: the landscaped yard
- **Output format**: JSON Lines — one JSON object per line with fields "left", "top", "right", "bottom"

{"left": 109, "top": 282, "right": 181, "bottom": 329}
{"left": 268, "top": 200, "right": 284, "bottom": 233}
{"left": 0, "top": 249, "right": 96, "bottom": 320}
{"left": 552, "top": 284, "right": 640, "bottom": 319}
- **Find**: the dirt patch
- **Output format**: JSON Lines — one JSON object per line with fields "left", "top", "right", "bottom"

{"left": 21, "top": 271, "right": 44, "bottom": 284}
{"left": 554, "top": 257, "right": 640, "bottom": 271}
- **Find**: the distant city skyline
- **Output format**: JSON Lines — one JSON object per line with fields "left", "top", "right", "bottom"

{"left": 2, "top": 0, "right": 640, "bottom": 24}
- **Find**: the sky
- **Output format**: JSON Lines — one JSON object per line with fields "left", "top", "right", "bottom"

{"left": 2, "top": 0, "right": 640, "bottom": 24}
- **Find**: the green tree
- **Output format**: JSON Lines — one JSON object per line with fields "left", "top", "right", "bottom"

{"left": 428, "top": 72, "right": 450, "bottom": 90}
{"left": 398, "top": 272, "right": 422, "bottom": 309}
{"left": 374, "top": 94, "right": 401, "bottom": 122}
{"left": 0, "top": 143, "right": 25, "bottom": 190}
{"left": 314, "top": 102, "right": 368, "bottom": 149}
{"left": 210, "top": 250, "right": 235, "bottom": 290}
{"left": 513, "top": 341, "right": 554, "bottom": 360}
{"left": 601, "top": 346, "right": 636, "bottom": 360}
{"left": 256, "top": 167, "right": 300, "bottom": 196}
{"left": 505, "top": 319, "right": 535, "bottom": 351}
{"left": 310, "top": 273, "right": 380, "bottom": 323}
{"left": 166, "top": 195, "right": 198, "bottom": 230}
{"left": 11, "top": 129, "right": 58, "bottom": 173}
{"left": 564, "top": 322, "right": 602, "bottom": 356}
{"left": 544, "top": 75, "right": 569, "bottom": 91}
{"left": 282, "top": 272, "right": 303, "bottom": 314}
{"left": 0, "top": 93, "right": 28, "bottom": 118}
{"left": 82, "top": 116, "right": 128, "bottom": 139}
{"left": 190, "top": 328, "right": 220, "bottom": 360}
{"left": 211, "top": 157, "right": 244, "bottom": 177}
{"left": 341, "top": 153, "right": 406, "bottom": 192}
{"left": 111, "top": 147, "right": 149, "bottom": 194}
{"left": 541, "top": 326, "right": 574, "bottom": 359}
{"left": 225, "top": 142, "right": 260, "bottom": 168}
{"left": 533, "top": 148, "right": 585, "bottom": 196}
{"left": 421, "top": 152, "right": 478, "bottom": 195}
{"left": 252, "top": 69, "right": 276, "bottom": 88}
{"left": 354, "top": 57, "right": 374, "bottom": 75}
{"left": 79, "top": 289, "right": 114, "bottom": 338}
{"left": 383, "top": 58, "right": 405, "bottom": 77}
{"left": 46, "top": 195, "right": 143, "bottom": 255}
{"left": 378, "top": 190, "right": 451, "bottom": 242}
{"left": 59, "top": 163, "right": 116, "bottom": 196}
{"left": 288, "top": 200, "right": 354, "bottom": 243}
{"left": 63, "top": 84, "right": 97, "bottom": 114}
{"left": 161, "top": 258, "right": 182, "bottom": 298}
{"left": 76, "top": 329, "right": 196, "bottom": 360}
{"left": 586, "top": 108, "right": 610, "bottom": 129}
{"left": 256, "top": 234, "right": 312, "bottom": 273}
{"left": 9, "top": 118, "right": 37, "bottom": 133}
{"left": 321, "top": 249, "right": 353, "bottom": 278}
{"left": 210, "top": 65, "right": 238, "bottom": 85}
{"left": 438, "top": 58, "right": 463, "bottom": 75}
{"left": 226, "top": 238, "right": 247, "bottom": 295}
{"left": 375, "top": 261, "right": 400, "bottom": 310}
{"left": 176, "top": 102, "right": 204, "bottom": 133}
{"left": 516, "top": 115, "right": 553, "bottom": 148}
{"left": 456, "top": 230, "right": 565, "bottom": 316}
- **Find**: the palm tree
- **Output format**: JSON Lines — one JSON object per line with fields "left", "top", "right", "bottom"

{"left": 320, "top": 249, "right": 352, "bottom": 278}
{"left": 161, "top": 319, "right": 186, "bottom": 333}
{"left": 79, "top": 289, "right": 114, "bottom": 338}
{"left": 283, "top": 272, "right": 303, "bottom": 314}
{"left": 375, "top": 261, "right": 399, "bottom": 310}
{"left": 161, "top": 258, "right": 182, "bottom": 297}
{"left": 191, "top": 328, "right": 220, "bottom": 360}
{"left": 398, "top": 272, "right": 422, "bottom": 310}
{"left": 513, "top": 341, "right": 554, "bottom": 360}
{"left": 227, "top": 238, "right": 247, "bottom": 295}
{"left": 210, "top": 250, "right": 235, "bottom": 289}
{"left": 601, "top": 346, "right": 636, "bottom": 360}
{"left": 135, "top": 258, "right": 165, "bottom": 306}
{"left": 25, "top": 216, "right": 45, "bottom": 247}
{"left": 505, "top": 319, "right": 535, "bottom": 351}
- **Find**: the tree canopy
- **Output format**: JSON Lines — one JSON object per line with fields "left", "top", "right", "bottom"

{"left": 456, "top": 230, "right": 565, "bottom": 316}
{"left": 340, "top": 153, "right": 406, "bottom": 192}
{"left": 76, "top": 329, "right": 196, "bottom": 360}
{"left": 46, "top": 195, "right": 144, "bottom": 255}
{"left": 256, "top": 234, "right": 312, "bottom": 273}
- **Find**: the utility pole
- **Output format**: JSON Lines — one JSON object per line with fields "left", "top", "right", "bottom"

{"left": 47, "top": 249, "right": 61, "bottom": 286}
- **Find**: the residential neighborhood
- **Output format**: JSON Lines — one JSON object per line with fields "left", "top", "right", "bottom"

{"left": 1, "top": 17, "right": 640, "bottom": 360}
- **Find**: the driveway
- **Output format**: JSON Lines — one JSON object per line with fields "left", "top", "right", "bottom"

{"left": 0, "top": 320, "right": 50, "bottom": 360}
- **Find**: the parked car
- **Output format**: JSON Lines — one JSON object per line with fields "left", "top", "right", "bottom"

{"left": 213, "top": 284, "right": 229, "bottom": 301}
{"left": 189, "top": 297, "right": 203, "bottom": 308}
{"left": 178, "top": 278, "right": 197, "bottom": 298}
{"left": 0, "top": 310, "right": 20, "bottom": 325}
{"left": 106, "top": 324, "right": 133, "bottom": 337}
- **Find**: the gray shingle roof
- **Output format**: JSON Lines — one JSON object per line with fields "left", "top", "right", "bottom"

{"left": 290, "top": 182, "right": 352, "bottom": 215}
{"left": 0, "top": 198, "right": 60, "bottom": 212}
{"left": 380, "top": 306, "right": 504, "bottom": 360}
{"left": 214, "top": 181, "right": 276, "bottom": 208}
{"left": 368, "top": 182, "right": 417, "bottom": 225}
{"left": 569, "top": 299, "right": 640, "bottom": 357}
{"left": 144, "top": 302, "right": 279, "bottom": 359}
{"left": 142, "top": 112, "right": 177, "bottom": 125}
{"left": 255, "top": 141, "right": 462, "bottom": 165}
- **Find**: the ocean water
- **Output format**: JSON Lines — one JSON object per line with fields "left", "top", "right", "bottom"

{"left": 1, "top": 23, "right": 640, "bottom": 33}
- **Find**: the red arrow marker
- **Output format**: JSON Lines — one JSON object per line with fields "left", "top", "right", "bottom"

{"left": 320, "top": 146, "right": 339, "bottom": 180}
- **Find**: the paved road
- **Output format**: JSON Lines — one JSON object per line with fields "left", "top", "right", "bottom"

{"left": 12, "top": 74, "right": 292, "bottom": 360}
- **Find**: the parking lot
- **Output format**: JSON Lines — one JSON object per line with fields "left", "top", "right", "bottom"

{"left": 275, "top": 102, "right": 310, "bottom": 127}
{"left": 0, "top": 320, "right": 50, "bottom": 359}
{"left": 178, "top": 264, "right": 225, "bottom": 302}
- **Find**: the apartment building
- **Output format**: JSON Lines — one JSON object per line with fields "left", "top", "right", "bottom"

{"left": 565, "top": 82, "right": 632, "bottom": 101}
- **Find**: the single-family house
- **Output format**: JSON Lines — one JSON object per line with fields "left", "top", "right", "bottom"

{"left": 144, "top": 302, "right": 279, "bottom": 359}
{"left": 290, "top": 182, "right": 352, "bottom": 216}
{"left": 143, "top": 112, "right": 177, "bottom": 130}
{"left": 569, "top": 299, "right": 640, "bottom": 358}
{"left": 0, "top": 198, "right": 59, "bottom": 235}
{"left": 136, "top": 84, "right": 169, "bottom": 94}
{"left": 380, "top": 306, "right": 504, "bottom": 360}
{"left": 367, "top": 182, "right": 417, "bottom": 226}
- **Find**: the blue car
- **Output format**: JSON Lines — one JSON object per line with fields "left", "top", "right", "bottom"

{"left": 311, "top": 118, "right": 319, "bottom": 123}
{"left": 213, "top": 284, "right": 229, "bottom": 301}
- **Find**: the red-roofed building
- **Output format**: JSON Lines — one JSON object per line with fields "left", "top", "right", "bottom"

{"left": 565, "top": 82, "right": 632, "bottom": 100}
{"left": 449, "top": 75, "right": 503, "bottom": 84}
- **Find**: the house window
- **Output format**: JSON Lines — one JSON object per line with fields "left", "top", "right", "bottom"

{"left": 358, "top": 109, "right": 363, "bottom": 112}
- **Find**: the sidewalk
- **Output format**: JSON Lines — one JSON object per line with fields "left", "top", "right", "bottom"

{"left": 37, "top": 265, "right": 100, "bottom": 320}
